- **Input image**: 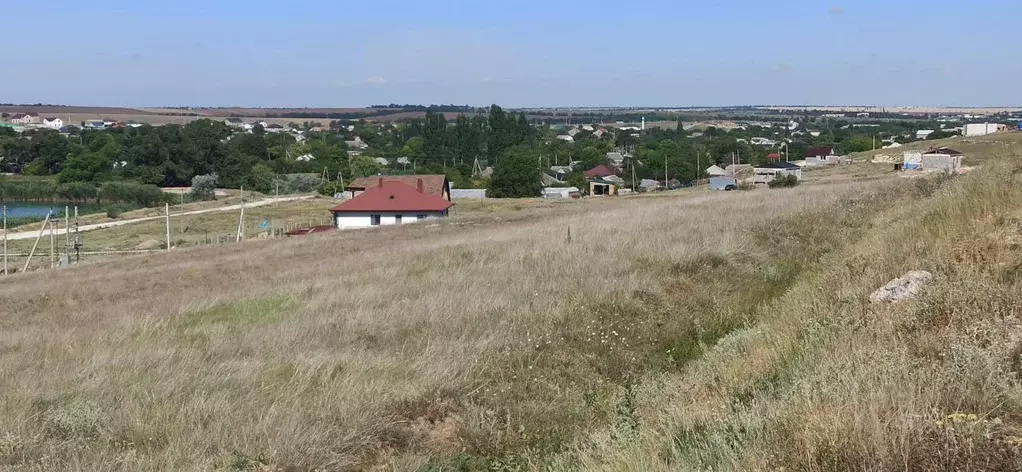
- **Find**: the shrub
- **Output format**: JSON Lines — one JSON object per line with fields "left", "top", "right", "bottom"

{"left": 103, "top": 203, "right": 135, "bottom": 219}
{"left": 190, "top": 174, "right": 218, "bottom": 201}
{"left": 56, "top": 182, "right": 99, "bottom": 202}
{"left": 768, "top": 174, "right": 800, "bottom": 189}
{"left": 42, "top": 400, "right": 104, "bottom": 439}
{"left": 317, "top": 181, "right": 342, "bottom": 197}
{"left": 98, "top": 182, "right": 169, "bottom": 206}
{"left": 282, "top": 173, "right": 320, "bottom": 193}
{"left": 738, "top": 182, "right": 757, "bottom": 191}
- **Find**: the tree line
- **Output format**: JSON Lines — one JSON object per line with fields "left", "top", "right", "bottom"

{"left": 0, "top": 104, "right": 970, "bottom": 202}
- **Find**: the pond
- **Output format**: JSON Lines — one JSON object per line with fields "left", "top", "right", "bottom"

{"left": 1, "top": 202, "right": 105, "bottom": 220}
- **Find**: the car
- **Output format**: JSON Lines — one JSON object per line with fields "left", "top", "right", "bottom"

{"left": 724, "top": 184, "right": 737, "bottom": 191}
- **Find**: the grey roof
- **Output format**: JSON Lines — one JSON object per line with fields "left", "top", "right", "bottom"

{"left": 541, "top": 173, "right": 563, "bottom": 186}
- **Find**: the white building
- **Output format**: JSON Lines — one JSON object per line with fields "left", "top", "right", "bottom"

{"left": 750, "top": 137, "right": 777, "bottom": 146}
{"left": 754, "top": 162, "right": 802, "bottom": 184}
{"left": 345, "top": 136, "right": 369, "bottom": 149}
{"left": 964, "top": 123, "right": 1004, "bottom": 137}
{"left": 9, "top": 113, "right": 37, "bottom": 125}
{"left": 903, "top": 151, "right": 923, "bottom": 170}
{"left": 705, "top": 164, "right": 727, "bottom": 177}
{"left": 916, "top": 129, "right": 935, "bottom": 140}
{"left": 541, "top": 187, "right": 580, "bottom": 199}
{"left": 556, "top": 135, "right": 575, "bottom": 142}
{"left": 329, "top": 178, "right": 454, "bottom": 229}
{"left": 42, "top": 117, "right": 63, "bottom": 129}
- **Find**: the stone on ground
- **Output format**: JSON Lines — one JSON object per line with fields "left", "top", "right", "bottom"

{"left": 869, "top": 270, "right": 933, "bottom": 303}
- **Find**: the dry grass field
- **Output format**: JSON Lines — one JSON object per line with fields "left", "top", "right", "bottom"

{"left": 2, "top": 136, "right": 1022, "bottom": 470}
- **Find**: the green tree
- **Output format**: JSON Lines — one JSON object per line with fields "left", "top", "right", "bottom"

{"left": 565, "top": 171, "right": 588, "bottom": 195}
{"left": 576, "top": 146, "right": 605, "bottom": 171}
{"left": 487, "top": 145, "right": 542, "bottom": 198}
{"left": 838, "top": 137, "right": 874, "bottom": 154}
{"left": 349, "top": 155, "right": 382, "bottom": 179}
{"left": 248, "top": 163, "right": 276, "bottom": 193}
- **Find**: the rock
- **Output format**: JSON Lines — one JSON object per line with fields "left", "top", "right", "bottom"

{"left": 869, "top": 270, "right": 933, "bottom": 303}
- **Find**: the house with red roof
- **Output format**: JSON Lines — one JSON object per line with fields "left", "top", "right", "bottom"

{"left": 583, "top": 164, "right": 618, "bottom": 179}
{"left": 329, "top": 177, "right": 454, "bottom": 229}
{"left": 805, "top": 146, "right": 840, "bottom": 165}
{"left": 346, "top": 174, "right": 451, "bottom": 201}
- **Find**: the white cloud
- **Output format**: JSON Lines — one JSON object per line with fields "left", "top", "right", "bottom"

{"left": 828, "top": 6, "right": 844, "bottom": 15}
{"left": 365, "top": 76, "right": 386, "bottom": 86}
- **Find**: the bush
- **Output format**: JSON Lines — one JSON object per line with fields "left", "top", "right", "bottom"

{"left": 768, "top": 174, "right": 800, "bottom": 189}
{"left": 282, "top": 173, "right": 320, "bottom": 193}
{"left": 317, "top": 181, "right": 342, "bottom": 197}
{"left": 98, "top": 182, "right": 167, "bottom": 206}
{"left": 103, "top": 203, "right": 135, "bottom": 219}
{"left": 190, "top": 174, "right": 218, "bottom": 201}
{"left": 56, "top": 182, "right": 99, "bottom": 202}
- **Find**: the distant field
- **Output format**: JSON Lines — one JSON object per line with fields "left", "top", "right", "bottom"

{"left": 759, "top": 105, "right": 1022, "bottom": 114}
{"left": 0, "top": 105, "right": 151, "bottom": 115}
{"left": 181, "top": 107, "right": 395, "bottom": 117}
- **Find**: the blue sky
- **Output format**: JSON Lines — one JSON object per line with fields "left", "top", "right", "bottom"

{"left": 6, "top": 0, "right": 1021, "bottom": 107}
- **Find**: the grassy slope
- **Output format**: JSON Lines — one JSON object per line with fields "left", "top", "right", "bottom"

{"left": 1, "top": 134, "right": 1021, "bottom": 470}
{"left": 0, "top": 177, "right": 882, "bottom": 470}
{"left": 571, "top": 142, "right": 1022, "bottom": 470}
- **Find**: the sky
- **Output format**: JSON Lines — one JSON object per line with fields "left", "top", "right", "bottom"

{"left": 5, "top": 0, "right": 1022, "bottom": 108}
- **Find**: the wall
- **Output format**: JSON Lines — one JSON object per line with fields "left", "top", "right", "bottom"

{"left": 334, "top": 211, "right": 445, "bottom": 229}
{"left": 964, "top": 123, "right": 1000, "bottom": 137}
{"left": 903, "top": 151, "right": 923, "bottom": 170}
{"left": 451, "top": 189, "right": 487, "bottom": 199}
{"left": 921, "top": 155, "right": 962, "bottom": 173}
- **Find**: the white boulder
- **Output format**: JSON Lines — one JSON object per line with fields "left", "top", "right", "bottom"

{"left": 869, "top": 270, "right": 933, "bottom": 303}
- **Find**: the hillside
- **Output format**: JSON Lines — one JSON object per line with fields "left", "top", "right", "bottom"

{"left": 1, "top": 137, "right": 1022, "bottom": 470}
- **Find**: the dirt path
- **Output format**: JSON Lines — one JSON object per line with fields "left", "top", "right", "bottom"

{"left": 2, "top": 195, "right": 315, "bottom": 241}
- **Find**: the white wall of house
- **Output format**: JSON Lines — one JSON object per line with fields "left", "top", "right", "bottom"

{"left": 43, "top": 118, "right": 63, "bottom": 129}
{"left": 333, "top": 211, "right": 447, "bottom": 229}
{"left": 964, "top": 123, "right": 1001, "bottom": 137}
{"left": 805, "top": 156, "right": 841, "bottom": 166}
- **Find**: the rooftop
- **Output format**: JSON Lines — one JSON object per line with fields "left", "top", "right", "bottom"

{"left": 347, "top": 174, "right": 449, "bottom": 198}
{"left": 329, "top": 179, "right": 454, "bottom": 214}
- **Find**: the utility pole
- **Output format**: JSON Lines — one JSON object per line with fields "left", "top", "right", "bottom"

{"left": 236, "top": 186, "right": 246, "bottom": 243}
{"left": 73, "top": 207, "right": 80, "bottom": 263}
{"left": 22, "top": 214, "right": 51, "bottom": 273}
{"left": 697, "top": 151, "right": 701, "bottom": 181}
{"left": 2, "top": 205, "right": 7, "bottom": 275}
{"left": 664, "top": 154, "right": 668, "bottom": 189}
{"left": 165, "top": 203, "right": 171, "bottom": 252}
{"left": 64, "top": 205, "right": 69, "bottom": 263}
{"left": 49, "top": 218, "right": 55, "bottom": 268}
{"left": 631, "top": 162, "right": 637, "bottom": 192}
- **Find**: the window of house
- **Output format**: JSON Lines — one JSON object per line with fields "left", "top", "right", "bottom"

{"left": 395, "top": 215, "right": 402, "bottom": 224}
{"left": 370, "top": 215, "right": 381, "bottom": 226}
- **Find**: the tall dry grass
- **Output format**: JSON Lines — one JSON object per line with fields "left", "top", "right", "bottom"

{"left": 0, "top": 180, "right": 882, "bottom": 471}
{"left": 570, "top": 154, "right": 1022, "bottom": 471}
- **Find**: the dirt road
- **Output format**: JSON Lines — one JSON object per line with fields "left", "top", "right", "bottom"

{"left": 2, "top": 195, "right": 315, "bottom": 241}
